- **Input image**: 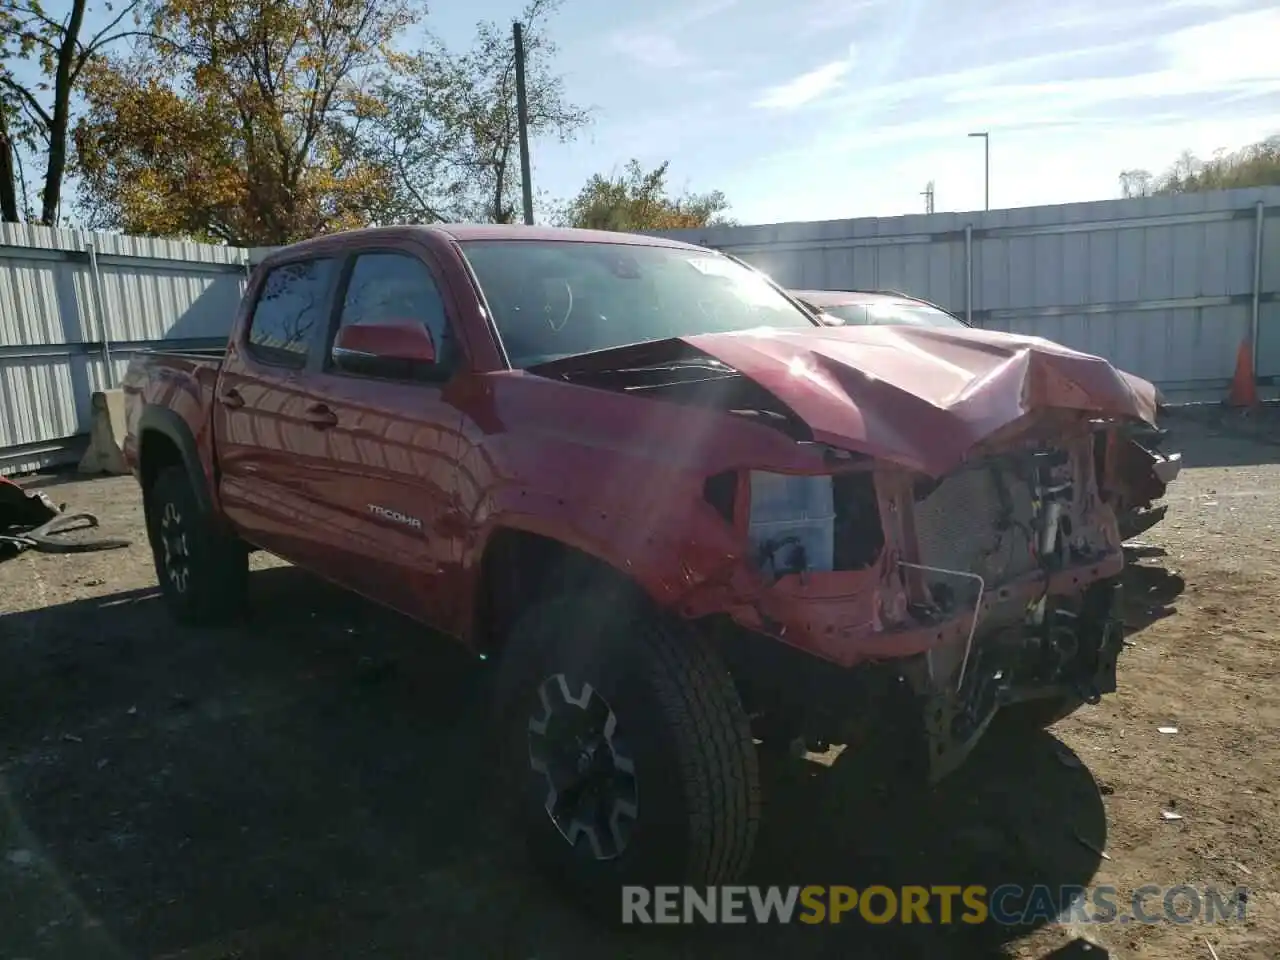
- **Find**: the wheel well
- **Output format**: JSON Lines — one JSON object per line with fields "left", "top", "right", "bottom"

{"left": 473, "top": 528, "right": 645, "bottom": 658}
{"left": 139, "top": 430, "right": 183, "bottom": 494}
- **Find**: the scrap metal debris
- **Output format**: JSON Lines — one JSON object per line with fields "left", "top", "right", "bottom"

{"left": 1073, "top": 830, "right": 1111, "bottom": 860}
{"left": 0, "top": 476, "right": 131, "bottom": 557}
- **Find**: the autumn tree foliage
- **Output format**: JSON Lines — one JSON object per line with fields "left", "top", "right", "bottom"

{"left": 73, "top": 0, "right": 416, "bottom": 244}
{"left": 1152, "top": 136, "right": 1280, "bottom": 194}
{"left": 561, "top": 159, "right": 734, "bottom": 232}
{"left": 31, "top": 0, "right": 729, "bottom": 242}
{"left": 1121, "top": 135, "right": 1280, "bottom": 199}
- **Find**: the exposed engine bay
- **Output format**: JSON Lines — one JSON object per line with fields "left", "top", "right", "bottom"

{"left": 706, "top": 431, "right": 1127, "bottom": 781}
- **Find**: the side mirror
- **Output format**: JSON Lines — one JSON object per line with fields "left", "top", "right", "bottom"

{"left": 815, "top": 311, "right": 845, "bottom": 326}
{"left": 331, "top": 321, "right": 440, "bottom": 379}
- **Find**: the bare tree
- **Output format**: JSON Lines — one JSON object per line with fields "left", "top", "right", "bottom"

{"left": 1119, "top": 169, "right": 1153, "bottom": 199}
{"left": 367, "top": 0, "right": 589, "bottom": 224}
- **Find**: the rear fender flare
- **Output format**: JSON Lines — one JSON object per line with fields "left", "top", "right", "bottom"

{"left": 137, "top": 405, "right": 213, "bottom": 516}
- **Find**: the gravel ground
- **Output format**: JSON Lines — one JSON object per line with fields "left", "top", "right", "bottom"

{"left": 0, "top": 411, "right": 1277, "bottom": 960}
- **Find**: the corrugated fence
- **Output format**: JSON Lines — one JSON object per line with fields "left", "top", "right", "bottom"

{"left": 0, "top": 223, "right": 249, "bottom": 474}
{"left": 655, "top": 187, "right": 1280, "bottom": 404}
{"left": 2, "top": 187, "right": 1277, "bottom": 474}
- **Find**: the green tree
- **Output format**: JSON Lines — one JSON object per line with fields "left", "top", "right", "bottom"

{"left": 0, "top": 0, "right": 147, "bottom": 224}
{"left": 72, "top": 0, "right": 417, "bottom": 244}
{"left": 365, "top": 0, "right": 589, "bottom": 225}
{"left": 560, "top": 158, "right": 734, "bottom": 231}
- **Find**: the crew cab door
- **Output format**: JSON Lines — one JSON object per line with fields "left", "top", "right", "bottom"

{"left": 212, "top": 254, "right": 340, "bottom": 565}
{"left": 292, "top": 245, "right": 466, "bottom": 631}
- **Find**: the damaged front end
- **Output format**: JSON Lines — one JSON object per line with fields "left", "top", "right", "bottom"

{"left": 699, "top": 425, "right": 1128, "bottom": 783}
{"left": 1101, "top": 422, "right": 1183, "bottom": 541}
{"left": 527, "top": 329, "right": 1144, "bottom": 783}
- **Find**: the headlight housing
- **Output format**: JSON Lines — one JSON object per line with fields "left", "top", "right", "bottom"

{"left": 746, "top": 471, "right": 835, "bottom": 578}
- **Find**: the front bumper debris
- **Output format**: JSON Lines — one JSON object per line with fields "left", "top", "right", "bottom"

{"left": 1151, "top": 452, "right": 1183, "bottom": 486}
{"left": 915, "top": 578, "right": 1125, "bottom": 782}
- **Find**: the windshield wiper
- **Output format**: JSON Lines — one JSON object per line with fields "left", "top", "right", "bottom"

{"left": 606, "top": 359, "right": 735, "bottom": 376}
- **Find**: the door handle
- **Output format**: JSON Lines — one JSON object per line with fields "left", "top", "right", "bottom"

{"left": 303, "top": 403, "right": 338, "bottom": 428}
{"left": 219, "top": 388, "right": 245, "bottom": 409}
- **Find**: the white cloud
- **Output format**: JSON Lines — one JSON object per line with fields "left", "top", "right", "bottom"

{"left": 1161, "top": 8, "right": 1280, "bottom": 82}
{"left": 795, "top": 0, "right": 879, "bottom": 35}
{"left": 942, "top": 9, "right": 1280, "bottom": 117}
{"left": 721, "top": 2, "right": 1280, "bottom": 223}
{"left": 611, "top": 33, "right": 691, "bottom": 70}
{"left": 955, "top": 0, "right": 1260, "bottom": 50}
{"left": 608, "top": 0, "right": 741, "bottom": 71}
{"left": 752, "top": 45, "right": 858, "bottom": 110}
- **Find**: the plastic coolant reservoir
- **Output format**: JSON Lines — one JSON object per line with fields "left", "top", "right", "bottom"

{"left": 747, "top": 472, "right": 835, "bottom": 575}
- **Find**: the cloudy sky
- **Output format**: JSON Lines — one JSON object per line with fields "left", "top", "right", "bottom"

{"left": 428, "top": 0, "right": 1280, "bottom": 223}
{"left": 10, "top": 0, "right": 1279, "bottom": 226}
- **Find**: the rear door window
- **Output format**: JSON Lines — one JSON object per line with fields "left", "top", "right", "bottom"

{"left": 246, "top": 258, "right": 336, "bottom": 367}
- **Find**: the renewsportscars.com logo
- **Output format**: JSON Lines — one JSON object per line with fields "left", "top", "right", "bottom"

{"left": 621, "top": 884, "right": 1250, "bottom": 926}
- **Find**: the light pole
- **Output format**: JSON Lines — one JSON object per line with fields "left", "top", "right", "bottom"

{"left": 968, "top": 131, "right": 989, "bottom": 211}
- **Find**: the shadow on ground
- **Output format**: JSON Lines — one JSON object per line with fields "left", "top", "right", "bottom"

{"left": 1, "top": 566, "right": 1110, "bottom": 960}
{"left": 1120, "top": 551, "right": 1186, "bottom": 633}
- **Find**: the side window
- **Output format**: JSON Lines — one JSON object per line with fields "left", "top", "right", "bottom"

{"left": 332, "top": 252, "right": 456, "bottom": 373}
{"left": 246, "top": 258, "right": 335, "bottom": 367}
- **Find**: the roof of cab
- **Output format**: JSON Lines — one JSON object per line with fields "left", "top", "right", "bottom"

{"left": 259, "top": 223, "right": 710, "bottom": 262}
{"left": 430, "top": 223, "right": 706, "bottom": 248}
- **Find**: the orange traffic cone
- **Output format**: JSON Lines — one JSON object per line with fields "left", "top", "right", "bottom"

{"left": 1227, "top": 336, "right": 1259, "bottom": 408}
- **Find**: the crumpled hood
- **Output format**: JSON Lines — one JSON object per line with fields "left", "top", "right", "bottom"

{"left": 673, "top": 324, "right": 1154, "bottom": 475}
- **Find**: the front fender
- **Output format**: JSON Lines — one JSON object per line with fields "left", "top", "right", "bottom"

{"left": 468, "top": 485, "right": 750, "bottom": 612}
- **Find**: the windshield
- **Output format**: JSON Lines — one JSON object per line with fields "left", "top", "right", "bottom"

{"left": 459, "top": 240, "right": 818, "bottom": 368}
{"left": 823, "top": 300, "right": 966, "bottom": 329}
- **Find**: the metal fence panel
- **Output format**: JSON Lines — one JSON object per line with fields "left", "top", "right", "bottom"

{"left": 0, "top": 223, "right": 248, "bottom": 474}
{"left": 658, "top": 187, "right": 1280, "bottom": 401}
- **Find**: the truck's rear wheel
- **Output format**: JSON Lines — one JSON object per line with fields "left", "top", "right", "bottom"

{"left": 492, "top": 592, "right": 760, "bottom": 917}
{"left": 145, "top": 466, "right": 248, "bottom": 626}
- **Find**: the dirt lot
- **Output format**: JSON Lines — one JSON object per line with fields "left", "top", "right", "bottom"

{"left": 2, "top": 412, "right": 1277, "bottom": 960}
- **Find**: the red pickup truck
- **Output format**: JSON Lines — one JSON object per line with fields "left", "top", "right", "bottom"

{"left": 124, "top": 224, "right": 1152, "bottom": 907}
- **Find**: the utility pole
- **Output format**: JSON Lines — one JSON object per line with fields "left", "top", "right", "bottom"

{"left": 921, "top": 180, "right": 935, "bottom": 215}
{"left": 968, "top": 131, "right": 989, "bottom": 210}
{"left": 513, "top": 21, "right": 535, "bottom": 226}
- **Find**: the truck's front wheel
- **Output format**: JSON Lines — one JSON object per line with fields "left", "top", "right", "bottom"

{"left": 492, "top": 592, "right": 760, "bottom": 917}
{"left": 145, "top": 466, "right": 248, "bottom": 626}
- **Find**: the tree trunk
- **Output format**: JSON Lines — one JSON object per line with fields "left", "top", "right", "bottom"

{"left": 0, "top": 107, "right": 20, "bottom": 222}
{"left": 40, "top": 0, "right": 88, "bottom": 225}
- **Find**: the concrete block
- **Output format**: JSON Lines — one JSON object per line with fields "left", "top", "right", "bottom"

{"left": 77, "top": 389, "right": 129, "bottom": 475}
